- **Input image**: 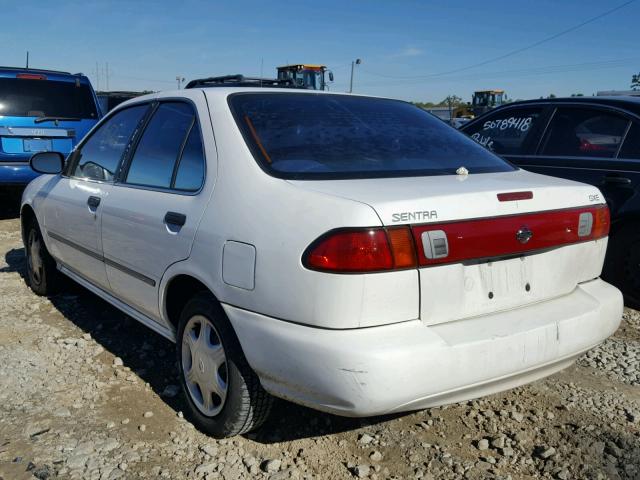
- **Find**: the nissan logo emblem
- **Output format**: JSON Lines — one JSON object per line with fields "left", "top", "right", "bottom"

{"left": 516, "top": 226, "right": 533, "bottom": 244}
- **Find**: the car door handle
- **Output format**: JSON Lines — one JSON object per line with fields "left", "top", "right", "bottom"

{"left": 87, "top": 196, "right": 101, "bottom": 209}
{"left": 164, "top": 211, "right": 186, "bottom": 227}
{"left": 603, "top": 175, "right": 631, "bottom": 185}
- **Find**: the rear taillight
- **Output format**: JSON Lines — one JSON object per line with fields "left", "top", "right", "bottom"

{"left": 16, "top": 73, "right": 46, "bottom": 80}
{"left": 497, "top": 191, "right": 533, "bottom": 202}
{"left": 412, "top": 204, "right": 610, "bottom": 267}
{"left": 592, "top": 205, "right": 610, "bottom": 239}
{"left": 303, "top": 227, "right": 417, "bottom": 273}
{"left": 303, "top": 205, "right": 610, "bottom": 273}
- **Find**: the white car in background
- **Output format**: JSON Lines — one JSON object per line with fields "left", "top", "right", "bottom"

{"left": 21, "top": 83, "right": 622, "bottom": 438}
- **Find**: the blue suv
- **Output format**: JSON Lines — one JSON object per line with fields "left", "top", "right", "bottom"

{"left": 0, "top": 66, "right": 100, "bottom": 191}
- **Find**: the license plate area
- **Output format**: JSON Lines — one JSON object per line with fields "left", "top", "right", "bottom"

{"left": 23, "top": 138, "right": 52, "bottom": 152}
{"left": 478, "top": 256, "right": 531, "bottom": 300}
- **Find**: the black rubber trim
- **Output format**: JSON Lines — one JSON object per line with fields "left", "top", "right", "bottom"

{"left": 48, "top": 230, "right": 102, "bottom": 261}
{"left": 103, "top": 257, "right": 156, "bottom": 287}
{"left": 47, "top": 230, "right": 156, "bottom": 287}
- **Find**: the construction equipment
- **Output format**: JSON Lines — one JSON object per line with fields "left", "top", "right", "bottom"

{"left": 276, "top": 64, "right": 333, "bottom": 90}
{"left": 471, "top": 89, "right": 506, "bottom": 116}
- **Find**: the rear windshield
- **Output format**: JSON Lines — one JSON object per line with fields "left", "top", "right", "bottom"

{"left": 0, "top": 77, "right": 98, "bottom": 119}
{"left": 229, "top": 93, "right": 514, "bottom": 179}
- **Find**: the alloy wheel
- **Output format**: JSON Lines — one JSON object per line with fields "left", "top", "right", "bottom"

{"left": 181, "top": 315, "right": 228, "bottom": 416}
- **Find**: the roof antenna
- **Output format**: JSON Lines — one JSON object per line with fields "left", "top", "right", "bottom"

{"left": 259, "top": 57, "right": 264, "bottom": 88}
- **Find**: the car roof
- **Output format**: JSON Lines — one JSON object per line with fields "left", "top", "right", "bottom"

{"left": 116, "top": 87, "right": 386, "bottom": 111}
{"left": 0, "top": 66, "right": 89, "bottom": 83}
{"left": 493, "top": 95, "right": 640, "bottom": 117}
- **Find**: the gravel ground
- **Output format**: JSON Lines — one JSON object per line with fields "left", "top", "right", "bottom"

{"left": 0, "top": 212, "right": 638, "bottom": 480}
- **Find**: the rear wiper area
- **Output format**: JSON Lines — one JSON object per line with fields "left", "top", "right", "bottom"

{"left": 34, "top": 116, "right": 82, "bottom": 124}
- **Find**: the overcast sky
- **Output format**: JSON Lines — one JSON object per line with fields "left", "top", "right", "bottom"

{"left": 2, "top": 0, "right": 638, "bottom": 102}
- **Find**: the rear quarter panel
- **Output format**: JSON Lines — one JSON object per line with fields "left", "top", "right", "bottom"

{"left": 163, "top": 92, "right": 419, "bottom": 329}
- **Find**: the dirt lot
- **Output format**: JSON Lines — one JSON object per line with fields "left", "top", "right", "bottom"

{"left": 0, "top": 211, "right": 638, "bottom": 480}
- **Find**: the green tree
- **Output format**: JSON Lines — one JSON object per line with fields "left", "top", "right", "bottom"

{"left": 632, "top": 73, "right": 640, "bottom": 90}
{"left": 438, "top": 95, "right": 466, "bottom": 108}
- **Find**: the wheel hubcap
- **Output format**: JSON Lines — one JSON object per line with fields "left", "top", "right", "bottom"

{"left": 181, "top": 315, "right": 228, "bottom": 416}
{"left": 27, "top": 229, "right": 43, "bottom": 285}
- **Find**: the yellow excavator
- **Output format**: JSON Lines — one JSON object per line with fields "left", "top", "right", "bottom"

{"left": 276, "top": 64, "right": 333, "bottom": 90}
{"left": 471, "top": 89, "right": 506, "bottom": 116}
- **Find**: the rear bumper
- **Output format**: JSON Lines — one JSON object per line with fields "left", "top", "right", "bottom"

{"left": 0, "top": 162, "right": 39, "bottom": 186}
{"left": 223, "top": 278, "right": 622, "bottom": 416}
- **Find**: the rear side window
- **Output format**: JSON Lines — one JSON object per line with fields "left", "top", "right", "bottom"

{"left": 125, "top": 102, "right": 196, "bottom": 189}
{"left": 0, "top": 77, "right": 98, "bottom": 119}
{"left": 174, "top": 127, "right": 205, "bottom": 191}
{"left": 464, "top": 107, "right": 543, "bottom": 155}
{"left": 541, "top": 107, "right": 629, "bottom": 158}
{"left": 229, "top": 93, "right": 514, "bottom": 179}
{"left": 72, "top": 105, "right": 148, "bottom": 182}
{"left": 619, "top": 122, "right": 640, "bottom": 159}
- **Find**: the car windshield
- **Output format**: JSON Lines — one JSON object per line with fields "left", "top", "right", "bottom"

{"left": 229, "top": 93, "right": 514, "bottom": 180}
{"left": 0, "top": 77, "right": 98, "bottom": 119}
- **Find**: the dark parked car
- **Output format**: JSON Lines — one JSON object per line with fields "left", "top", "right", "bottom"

{"left": 96, "top": 90, "right": 147, "bottom": 114}
{"left": 461, "top": 96, "right": 640, "bottom": 306}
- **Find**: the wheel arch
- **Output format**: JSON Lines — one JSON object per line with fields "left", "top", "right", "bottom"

{"left": 20, "top": 203, "right": 37, "bottom": 245}
{"left": 162, "top": 272, "right": 221, "bottom": 332}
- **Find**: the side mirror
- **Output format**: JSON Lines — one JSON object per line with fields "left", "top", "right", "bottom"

{"left": 30, "top": 151, "right": 65, "bottom": 174}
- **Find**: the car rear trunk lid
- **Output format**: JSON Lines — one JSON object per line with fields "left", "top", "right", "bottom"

{"left": 290, "top": 169, "right": 609, "bottom": 325}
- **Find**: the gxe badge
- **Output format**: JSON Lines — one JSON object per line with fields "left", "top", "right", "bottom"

{"left": 516, "top": 226, "right": 533, "bottom": 244}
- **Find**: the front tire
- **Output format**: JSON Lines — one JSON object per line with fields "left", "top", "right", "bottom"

{"left": 176, "top": 292, "right": 273, "bottom": 438}
{"left": 24, "top": 219, "right": 60, "bottom": 296}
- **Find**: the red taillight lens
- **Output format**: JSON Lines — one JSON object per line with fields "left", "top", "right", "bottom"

{"left": 16, "top": 73, "right": 46, "bottom": 80}
{"left": 303, "top": 227, "right": 419, "bottom": 273}
{"left": 304, "top": 205, "right": 609, "bottom": 273}
{"left": 304, "top": 229, "right": 393, "bottom": 272}
{"left": 412, "top": 204, "right": 610, "bottom": 267}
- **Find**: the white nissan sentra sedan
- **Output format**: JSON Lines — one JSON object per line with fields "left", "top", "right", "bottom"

{"left": 21, "top": 80, "right": 623, "bottom": 437}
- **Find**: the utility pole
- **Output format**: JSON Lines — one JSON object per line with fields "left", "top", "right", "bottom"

{"left": 349, "top": 58, "right": 362, "bottom": 93}
{"left": 26, "top": 51, "right": 29, "bottom": 68}
{"left": 105, "top": 62, "right": 109, "bottom": 90}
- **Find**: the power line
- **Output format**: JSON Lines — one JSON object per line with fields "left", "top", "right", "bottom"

{"left": 356, "top": 57, "right": 639, "bottom": 88}
{"left": 362, "top": 0, "right": 637, "bottom": 80}
{"left": 109, "top": 73, "right": 176, "bottom": 84}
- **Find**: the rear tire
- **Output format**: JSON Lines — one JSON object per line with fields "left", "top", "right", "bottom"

{"left": 24, "top": 219, "right": 61, "bottom": 296}
{"left": 176, "top": 292, "right": 273, "bottom": 438}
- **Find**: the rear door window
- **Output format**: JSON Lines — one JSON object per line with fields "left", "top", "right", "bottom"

{"left": 0, "top": 77, "right": 98, "bottom": 119}
{"left": 72, "top": 105, "right": 148, "bottom": 182}
{"left": 541, "top": 107, "right": 629, "bottom": 158}
{"left": 125, "top": 102, "right": 199, "bottom": 190}
{"left": 173, "top": 126, "right": 205, "bottom": 191}
{"left": 464, "top": 107, "right": 544, "bottom": 155}
{"left": 619, "top": 122, "right": 640, "bottom": 159}
{"left": 229, "top": 93, "right": 514, "bottom": 180}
